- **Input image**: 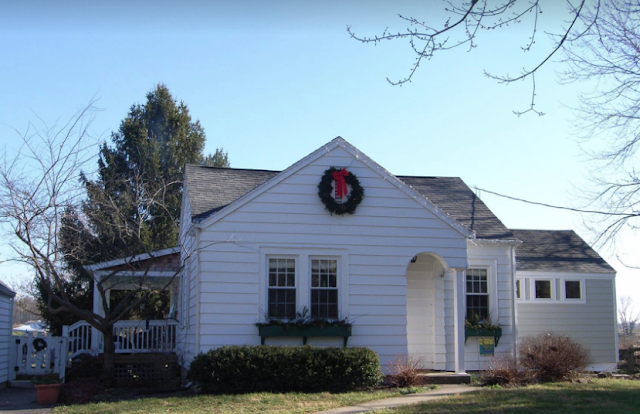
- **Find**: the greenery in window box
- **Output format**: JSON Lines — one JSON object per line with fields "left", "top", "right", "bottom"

{"left": 255, "top": 307, "right": 352, "bottom": 329}
{"left": 465, "top": 318, "right": 500, "bottom": 331}
{"left": 465, "top": 317, "right": 502, "bottom": 346}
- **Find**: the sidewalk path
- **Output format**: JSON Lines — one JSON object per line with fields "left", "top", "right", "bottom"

{"left": 0, "top": 387, "right": 53, "bottom": 414}
{"left": 315, "top": 384, "right": 482, "bottom": 414}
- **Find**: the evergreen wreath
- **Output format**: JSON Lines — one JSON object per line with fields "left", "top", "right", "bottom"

{"left": 32, "top": 338, "right": 47, "bottom": 352}
{"left": 317, "top": 167, "right": 364, "bottom": 215}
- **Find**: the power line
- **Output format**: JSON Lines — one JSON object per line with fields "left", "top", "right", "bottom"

{"left": 474, "top": 187, "right": 636, "bottom": 217}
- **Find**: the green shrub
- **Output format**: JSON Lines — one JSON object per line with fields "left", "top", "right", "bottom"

{"left": 187, "top": 345, "right": 383, "bottom": 394}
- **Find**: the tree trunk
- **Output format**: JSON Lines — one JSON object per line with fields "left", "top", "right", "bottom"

{"left": 102, "top": 327, "right": 116, "bottom": 386}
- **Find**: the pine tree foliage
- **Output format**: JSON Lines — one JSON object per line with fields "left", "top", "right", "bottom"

{"left": 37, "top": 84, "right": 228, "bottom": 334}
{"left": 94, "top": 84, "right": 207, "bottom": 252}
{"left": 203, "top": 147, "right": 230, "bottom": 168}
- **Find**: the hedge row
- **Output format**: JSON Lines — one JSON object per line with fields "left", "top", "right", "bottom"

{"left": 187, "top": 345, "right": 383, "bottom": 394}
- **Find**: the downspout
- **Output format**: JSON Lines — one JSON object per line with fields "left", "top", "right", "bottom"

{"left": 510, "top": 245, "right": 518, "bottom": 361}
{"left": 195, "top": 226, "right": 203, "bottom": 354}
{"left": 613, "top": 275, "right": 619, "bottom": 364}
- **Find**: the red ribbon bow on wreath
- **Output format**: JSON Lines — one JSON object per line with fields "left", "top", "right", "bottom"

{"left": 332, "top": 169, "right": 349, "bottom": 198}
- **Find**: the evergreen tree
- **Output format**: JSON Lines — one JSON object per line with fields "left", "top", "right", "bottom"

{"left": 203, "top": 147, "right": 230, "bottom": 168}
{"left": 37, "top": 84, "right": 228, "bottom": 334}
{"left": 97, "top": 84, "right": 207, "bottom": 251}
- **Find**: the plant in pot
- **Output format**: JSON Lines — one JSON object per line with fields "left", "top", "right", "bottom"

{"left": 31, "top": 373, "right": 62, "bottom": 405}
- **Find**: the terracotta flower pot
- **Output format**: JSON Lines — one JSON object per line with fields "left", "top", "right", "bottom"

{"left": 34, "top": 383, "right": 61, "bottom": 405}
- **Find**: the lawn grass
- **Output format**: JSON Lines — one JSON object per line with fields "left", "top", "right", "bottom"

{"left": 53, "top": 389, "right": 401, "bottom": 414}
{"left": 53, "top": 379, "right": 640, "bottom": 414}
{"left": 372, "top": 379, "right": 640, "bottom": 414}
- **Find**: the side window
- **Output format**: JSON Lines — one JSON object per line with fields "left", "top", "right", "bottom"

{"left": 311, "top": 259, "right": 338, "bottom": 319}
{"left": 534, "top": 279, "right": 552, "bottom": 299}
{"left": 564, "top": 280, "right": 582, "bottom": 300}
{"left": 466, "top": 268, "right": 489, "bottom": 321}
{"left": 268, "top": 258, "right": 296, "bottom": 319}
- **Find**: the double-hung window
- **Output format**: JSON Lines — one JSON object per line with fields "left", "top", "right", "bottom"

{"left": 311, "top": 259, "right": 339, "bottom": 319}
{"left": 466, "top": 268, "right": 489, "bottom": 321}
{"left": 264, "top": 252, "right": 343, "bottom": 321}
{"left": 268, "top": 258, "right": 296, "bottom": 319}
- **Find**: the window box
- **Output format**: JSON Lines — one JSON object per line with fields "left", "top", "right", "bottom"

{"left": 258, "top": 324, "right": 351, "bottom": 347}
{"left": 464, "top": 327, "right": 502, "bottom": 346}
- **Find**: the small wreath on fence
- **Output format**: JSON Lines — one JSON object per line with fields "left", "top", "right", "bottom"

{"left": 317, "top": 167, "right": 364, "bottom": 215}
{"left": 32, "top": 338, "right": 47, "bottom": 352}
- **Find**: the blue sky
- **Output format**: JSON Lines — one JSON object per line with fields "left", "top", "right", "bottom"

{"left": 1, "top": 1, "right": 638, "bottom": 305}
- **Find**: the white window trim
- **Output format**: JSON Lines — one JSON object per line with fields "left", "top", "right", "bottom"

{"left": 560, "top": 278, "right": 586, "bottom": 304}
{"left": 515, "top": 274, "right": 589, "bottom": 304}
{"left": 466, "top": 259, "right": 498, "bottom": 323}
{"left": 532, "top": 278, "right": 556, "bottom": 301}
{"left": 515, "top": 279, "right": 524, "bottom": 301}
{"left": 259, "top": 247, "right": 349, "bottom": 320}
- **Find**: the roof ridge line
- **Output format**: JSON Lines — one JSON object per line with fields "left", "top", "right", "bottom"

{"left": 186, "top": 164, "right": 281, "bottom": 173}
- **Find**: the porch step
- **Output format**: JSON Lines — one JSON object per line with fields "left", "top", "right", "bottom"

{"left": 418, "top": 372, "right": 471, "bottom": 385}
{"left": 9, "top": 380, "right": 34, "bottom": 389}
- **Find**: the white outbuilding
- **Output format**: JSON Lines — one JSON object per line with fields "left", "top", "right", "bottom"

{"left": 0, "top": 281, "right": 16, "bottom": 388}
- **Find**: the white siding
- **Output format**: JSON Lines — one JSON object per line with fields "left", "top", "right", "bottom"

{"left": 0, "top": 294, "right": 13, "bottom": 386}
{"left": 464, "top": 244, "right": 516, "bottom": 371}
{"left": 516, "top": 273, "right": 617, "bottom": 369}
{"left": 193, "top": 146, "right": 469, "bottom": 369}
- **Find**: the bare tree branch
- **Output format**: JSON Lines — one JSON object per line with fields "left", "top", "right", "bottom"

{"left": 349, "top": 1, "right": 598, "bottom": 113}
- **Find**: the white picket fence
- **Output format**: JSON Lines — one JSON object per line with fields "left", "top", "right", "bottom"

{"left": 63, "top": 319, "right": 178, "bottom": 360}
{"left": 9, "top": 332, "right": 67, "bottom": 382}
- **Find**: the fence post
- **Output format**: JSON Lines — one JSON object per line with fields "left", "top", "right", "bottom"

{"left": 627, "top": 348, "right": 636, "bottom": 375}
{"left": 8, "top": 336, "right": 18, "bottom": 382}
{"left": 56, "top": 337, "right": 68, "bottom": 382}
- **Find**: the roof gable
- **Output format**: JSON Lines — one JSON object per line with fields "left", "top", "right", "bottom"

{"left": 84, "top": 247, "right": 180, "bottom": 272}
{"left": 190, "top": 137, "right": 472, "bottom": 237}
{"left": 0, "top": 280, "right": 15, "bottom": 298}
{"left": 511, "top": 229, "right": 614, "bottom": 273}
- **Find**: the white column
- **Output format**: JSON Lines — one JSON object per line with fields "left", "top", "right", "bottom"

{"left": 453, "top": 268, "right": 466, "bottom": 374}
{"left": 91, "top": 277, "right": 105, "bottom": 351}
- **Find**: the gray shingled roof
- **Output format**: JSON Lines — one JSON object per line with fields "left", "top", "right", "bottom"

{"left": 185, "top": 164, "right": 278, "bottom": 221}
{"left": 184, "top": 165, "right": 513, "bottom": 239}
{"left": 397, "top": 176, "right": 513, "bottom": 240}
{"left": 511, "top": 229, "right": 614, "bottom": 273}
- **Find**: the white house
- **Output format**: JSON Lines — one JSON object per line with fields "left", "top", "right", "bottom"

{"left": 73, "top": 137, "right": 618, "bottom": 374}
{"left": 0, "top": 280, "right": 16, "bottom": 388}
{"left": 175, "top": 137, "right": 617, "bottom": 372}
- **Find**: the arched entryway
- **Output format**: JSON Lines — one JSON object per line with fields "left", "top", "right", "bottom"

{"left": 406, "top": 252, "right": 447, "bottom": 370}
